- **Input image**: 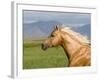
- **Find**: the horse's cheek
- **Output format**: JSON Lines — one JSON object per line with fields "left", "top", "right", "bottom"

{"left": 53, "top": 38, "right": 59, "bottom": 46}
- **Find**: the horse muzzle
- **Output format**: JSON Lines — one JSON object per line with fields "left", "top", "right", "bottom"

{"left": 41, "top": 43, "right": 49, "bottom": 50}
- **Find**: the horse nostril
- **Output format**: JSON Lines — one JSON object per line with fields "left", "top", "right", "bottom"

{"left": 41, "top": 43, "right": 48, "bottom": 50}
{"left": 41, "top": 43, "right": 44, "bottom": 49}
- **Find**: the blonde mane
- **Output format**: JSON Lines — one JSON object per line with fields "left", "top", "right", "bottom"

{"left": 61, "top": 26, "right": 90, "bottom": 44}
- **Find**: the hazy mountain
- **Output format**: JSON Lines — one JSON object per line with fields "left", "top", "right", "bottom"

{"left": 71, "top": 24, "right": 91, "bottom": 40}
{"left": 23, "top": 20, "right": 90, "bottom": 40}
{"left": 23, "top": 21, "right": 61, "bottom": 40}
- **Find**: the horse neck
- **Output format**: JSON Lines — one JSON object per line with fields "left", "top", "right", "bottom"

{"left": 60, "top": 32, "right": 82, "bottom": 59}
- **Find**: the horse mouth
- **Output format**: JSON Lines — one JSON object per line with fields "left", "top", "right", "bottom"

{"left": 41, "top": 44, "right": 48, "bottom": 50}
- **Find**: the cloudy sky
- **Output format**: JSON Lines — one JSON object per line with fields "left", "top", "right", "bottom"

{"left": 23, "top": 10, "right": 91, "bottom": 27}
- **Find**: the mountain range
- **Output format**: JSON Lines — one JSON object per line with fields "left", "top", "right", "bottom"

{"left": 71, "top": 24, "right": 91, "bottom": 40}
{"left": 23, "top": 21, "right": 61, "bottom": 40}
{"left": 23, "top": 21, "right": 91, "bottom": 40}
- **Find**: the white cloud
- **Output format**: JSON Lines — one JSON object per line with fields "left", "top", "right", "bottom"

{"left": 24, "top": 20, "right": 38, "bottom": 24}
{"left": 64, "top": 24, "right": 86, "bottom": 28}
{"left": 23, "top": 10, "right": 91, "bottom": 25}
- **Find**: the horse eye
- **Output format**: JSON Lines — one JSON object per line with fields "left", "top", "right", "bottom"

{"left": 51, "top": 35, "right": 54, "bottom": 37}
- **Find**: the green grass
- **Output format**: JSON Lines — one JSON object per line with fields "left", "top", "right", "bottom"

{"left": 23, "top": 40, "right": 69, "bottom": 69}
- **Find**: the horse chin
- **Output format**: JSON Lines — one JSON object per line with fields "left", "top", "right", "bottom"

{"left": 42, "top": 47, "right": 48, "bottom": 51}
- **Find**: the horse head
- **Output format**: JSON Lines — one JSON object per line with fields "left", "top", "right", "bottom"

{"left": 41, "top": 25, "right": 62, "bottom": 50}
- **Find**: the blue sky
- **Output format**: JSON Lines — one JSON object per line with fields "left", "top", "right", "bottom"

{"left": 23, "top": 10, "right": 91, "bottom": 27}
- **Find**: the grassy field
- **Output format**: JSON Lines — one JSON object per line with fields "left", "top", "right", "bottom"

{"left": 23, "top": 40, "right": 69, "bottom": 69}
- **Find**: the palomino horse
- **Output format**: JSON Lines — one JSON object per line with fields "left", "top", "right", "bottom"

{"left": 41, "top": 25, "right": 91, "bottom": 67}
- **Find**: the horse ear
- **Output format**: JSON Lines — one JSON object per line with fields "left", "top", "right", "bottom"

{"left": 55, "top": 25, "right": 58, "bottom": 30}
{"left": 55, "top": 25, "right": 60, "bottom": 31}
